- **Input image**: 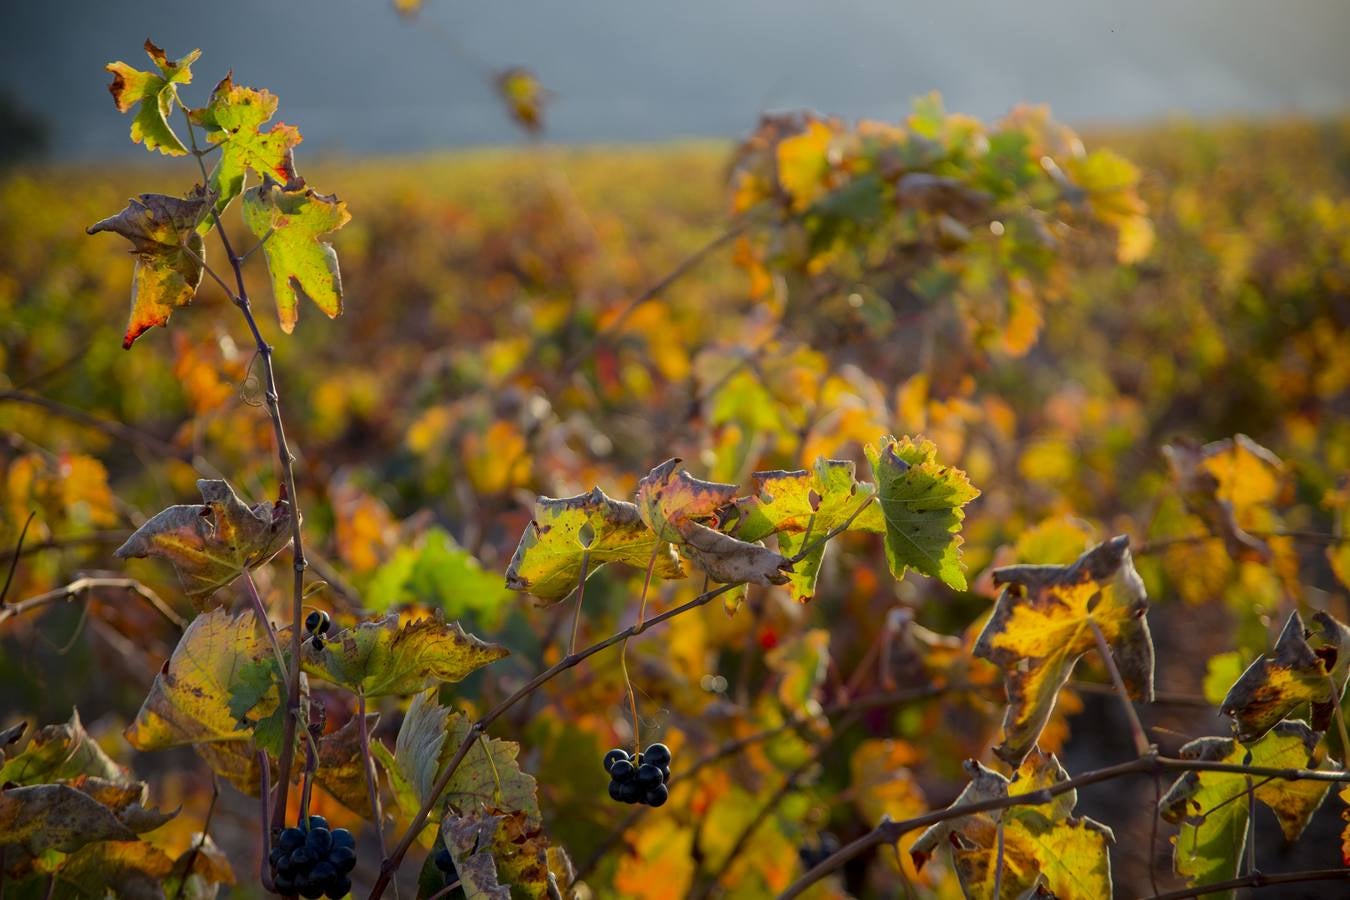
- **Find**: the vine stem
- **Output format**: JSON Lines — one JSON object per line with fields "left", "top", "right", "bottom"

{"left": 180, "top": 107, "right": 309, "bottom": 834}
{"left": 0, "top": 576, "right": 185, "bottom": 630}
{"left": 776, "top": 752, "right": 1350, "bottom": 899}
{"left": 1142, "top": 867, "right": 1350, "bottom": 900}
{"left": 371, "top": 504, "right": 873, "bottom": 897}
{"left": 1087, "top": 618, "right": 1151, "bottom": 756}
{"left": 357, "top": 691, "right": 392, "bottom": 890}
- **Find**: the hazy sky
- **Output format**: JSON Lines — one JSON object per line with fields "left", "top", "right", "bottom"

{"left": 5, "top": 0, "right": 1348, "bottom": 157}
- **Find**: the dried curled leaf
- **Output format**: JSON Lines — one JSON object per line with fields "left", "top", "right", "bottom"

{"left": 0, "top": 709, "right": 125, "bottom": 786}
{"left": 974, "top": 535, "right": 1153, "bottom": 766}
{"left": 87, "top": 190, "right": 208, "bottom": 349}
{"left": 865, "top": 435, "right": 980, "bottom": 590}
{"left": 1221, "top": 610, "right": 1350, "bottom": 742}
{"left": 441, "top": 809, "right": 553, "bottom": 900}
{"left": 505, "top": 487, "right": 684, "bottom": 603}
{"left": 1163, "top": 434, "right": 1284, "bottom": 564}
{"left": 125, "top": 608, "right": 284, "bottom": 794}
{"left": 731, "top": 458, "right": 881, "bottom": 602}
{"left": 0, "top": 777, "right": 172, "bottom": 857}
{"left": 638, "top": 459, "right": 791, "bottom": 586}
{"left": 443, "top": 814, "right": 512, "bottom": 899}
{"left": 315, "top": 713, "right": 379, "bottom": 818}
{"left": 911, "top": 751, "right": 1114, "bottom": 900}
{"left": 300, "top": 613, "right": 506, "bottom": 697}
{"left": 495, "top": 67, "right": 549, "bottom": 135}
{"left": 105, "top": 39, "right": 200, "bottom": 155}
{"left": 242, "top": 177, "right": 350, "bottom": 333}
{"left": 1160, "top": 721, "right": 1337, "bottom": 893}
{"left": 114, "top": 478, "right": 292, "bottom": 603}
{"left": 190, "top": 74, "right": 302, "bottom": 214}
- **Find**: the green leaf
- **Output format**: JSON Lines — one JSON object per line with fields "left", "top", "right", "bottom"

{"left": 973, "top": 535, "right": 1153, "bottom": 766}
{"left": 368, "top": 528, "right": 514, "bottom": 628}
{"left": 1220, "top": 610, "right": 1350, "bottom": 742}
{"left": 242, "top": 178, "right": 350, "bottom": 334}
{"left": 125, "top": 608, "right": 283, "bottom": 794}
{"left": 113, "top": 479, "right": 292, "bottom": 603}
{"left": 392, "top": 690, "right": 451, "bottom": 812}
{"left": 637, "top": 459, "right": 791, "bottom": 586}
{"left": 86, "top": 190, "right": 208, "bottom": 349}
{"left": 864, "top": 434, "right": 979, "bottom": 590}
{"left": 189, "top": 74, "right": 302, "bottom": 215}
{"left": 731, "top": 458, "right": 880, "bottom": 602}
{"left": 1160, "top": 721, "right": 1337, "bottom": 897}
{"left": 104, "top": 40, "right": 200, "bottom": 156}
{"left": 911, "top": 751, "right": 1114, "bottom": 900}
{"left": 0, "top": 710, "right": 125, "bottom": 786}
{"left": 300, "top": 613, "right": 507, "bottom": 697}
{"left": 505, "top": 487, "right": 684, "bottom": 603}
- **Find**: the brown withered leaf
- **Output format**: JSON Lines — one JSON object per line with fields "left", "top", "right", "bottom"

{"left": 114, "top": 479, "right": 292, "bottom": 603}
{"left": 1163, "top": 434, "right": 1284, "bottom": 564}
{"left": 1220, "top": 610, "right": 1350, "bottom": 742}
{"left": 315, "top": 714, "right": 379, "bottom": 818}
{"left": 974, "top": 535, "right": 1153, "bottom": 766}
{"left": 637, "top": 459, "right": 791, "bottom": 587}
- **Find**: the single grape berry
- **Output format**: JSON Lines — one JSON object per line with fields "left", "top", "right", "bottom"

{"left": 300, "top": 882, "right": 325, "bottom": 900}
{"left": 327, "top": 877, "right": 352, "bottom": 899}
{"left": 618, "top": 781, "right": 643, "bottom": 804}
{"left": 643, "top": 742, "right": 672, "bottom": 768}
{"left": 307, "top": 815, "right": 329, "bottom": 832}
{"left": 330, "top": 828, "right": 355, "bottom": 851}
{"left": 635, "top": 763, "right": 663, "bottom": 790}
{"left": 798, "top": 832, "right": 841, "bottom": 870}
{"left": 274, "top": 871, "right": 296, "bottom": 892}
{"left": 646, "top": 783, "right": 669, "bottom": 807}
{"left": 307, "top": 827, "right": 333, "bottom": 854}
{"left": 610, "top": 758, "right": 636, "bottom": 783}
{"left": 331, "top": 846, "right": 357, "bottom": 874}
{"left": 305, "top": 609, "right": 332, "bottom": 635}
{"left": 608, "top": 780, "right": 625, "bottom": 802}
{"left": 311, "top": 634, "right": 326, "bottom": 651}
{"left": 278, "top": 827, "right": 306, "bottom": 852}
{"left": 659, "top": 765, "right": 671, "bottom": 784}
{"left": 603, "top": 748, "right": 629, "bottom": 773}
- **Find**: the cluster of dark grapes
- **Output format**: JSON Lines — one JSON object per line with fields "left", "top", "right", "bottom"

{"left": 306, "top": 610, "right": 332, "bottom": 651}
{"left": 269, "top": 815, "right": 356, "bottom": 898}
{"left": 797, "top": 832, "right": 840, "bottom": 870}
{"left": 603, "top": 742, "right": 671, "bottom": 806}
{"left": 431, "top": 841, "right": 461, "bottom": 891}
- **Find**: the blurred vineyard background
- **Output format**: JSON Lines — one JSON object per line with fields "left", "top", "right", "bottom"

{"left": 3, "top": 87, "right": 1350, "bottom": 898}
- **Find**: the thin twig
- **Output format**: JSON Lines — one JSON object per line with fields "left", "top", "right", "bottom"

{"left": 1087, "top": 618, "right": 1151, "bottom": 756}
{"left": 0, "top": 389, "right": 187, "bottom": 460}
{"left": 776, "top": 752, "right": 1350, "bottom": 899}
{"left": 0, "top": 576, "right": 185, "bottom": 630}
{"left": 173, "top": 776, "right": 220, "bottom": 900}
{"left": 1142, "top": 867, "right": 1350, "bottom": 900}
{"left": 0, "top": 512, "right": 36, "bottom": 606}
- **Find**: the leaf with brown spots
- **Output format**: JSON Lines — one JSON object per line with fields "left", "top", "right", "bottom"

{"left": 87, "top": 190, "right": 208, "bottom": 349}
{"left": 1221, "top": 610, "right": 1350, "bottom": 742}
{"left": 315, "top": 713, "right": 379, "bottom": 818}
{"left": 242, "top": 178, "right": 350, "bottom": 333}
{"left": 300, "top": 613, "right": 506, "bottom": 697}
{"left": 114, "top": 479, "right": 292, "bottom": 603}
{"left": 0, "top": 779, "right": 169, "bottom": 856}
{"left": 638, "top": 459, "right": 791, "bottom": 586}
{"left": 190, "top": 74, "right": 302, "bottom": 215}
{"left": 105, "top": 40, "right": 200, "bottom": 155}
{"left": 505, "top": 487, "right": 683, "bottom": 603}
{"left": 974, "top": 535, "right": 1153, "bottom": 766}
{"left": 0, "top": 709, "right": 125, "bottom": 785}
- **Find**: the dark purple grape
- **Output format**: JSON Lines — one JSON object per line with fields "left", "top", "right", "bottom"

{"left": 307, "top": 815, "right": 329, "bottom": 832}
{"left": 306, "top": 827, "right": 333, "bottom": 854}
{"left": 278, "top": 827, "right": 306, "bottom": 852}
{"left": 330, "top": 846, "right": 357, "bottom": 873}
{"left": 636, "top": 763, "right": 663, "bottom": 789}
{"left": 618, "top": 781, "right": 642, "bottom": 804}
{"left": 330, "top": 828, "right": 355, "bottom": 851}
{"left": 290, "top": 847, "right": 315, "bottom": 868}
{"left": 608, "top": 780, "right": 625, "bottom": 802}
{"left": 603, "top": 748, "right": 629, "bottom": 773}
{"left": 646, "top": 783, "right": 669, "bottom": 807}
{"left": 326, "top": 876, "right": 352, "bottom": 899}
{"left": 311, "top": 860, "right": 337, "bottom": 882}
{"left": 610, "top": 759, "right": 636, "bottom": 783}
{"left": 305, "top": 610, "right": 331, "bottom": 635}
{"left": 274, "top": 871, "right": 296, "bottom": 892}
{"left": 659, "top": 765, "right": 671, "bottom": 784}
{"left": 643, "top": 743, "right": 672, "bottom": 767}
{"left": 300, "top": 879, "right": 326, "bottom": 900}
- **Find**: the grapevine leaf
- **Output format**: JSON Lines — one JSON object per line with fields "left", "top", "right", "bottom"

{"left": 315, "top": 713, "right": 379, "bottom": 818}
{"left": 105, "top": 40, "right": 200, "bottom": 156}
{"left": 731, "top": 458, "right": 880, "bottom": 602}
{"left": 300, "top": 613, "right": 506, "bottom": 697}
{"left": 0, "top": 709, "right": 125, "bottom": 786}
{"left": 367, "top": 528, "right": 514, "bottom": 627}
{"left": 637, "top": 459, "right": 791, "bottom": 586}
{"left": 242, "top": 178, "right": 350, "bottom": 333}
{"left": 912, "top": 751, "right": 1113, "bottom": 899}
{"left": 441, "top": 714, "right": 540, "bottom": 826}
{"left": 1221, "top": 610, "right": 1350, "bottom": 742}
{"left": 1160, "top": 721, "right": 1335, "bottom": 895}
{"left": 391, "top": 690, "right": 450, "bottom": 811}
{"left": 125, "top": 608, "right": 283, "bottom": 794}
{"left": 56, "top": 835, "right": 234, "bottom": 900}
{"left": 0, "top": 722, "right": 25, "bottom": 765}
{"left": 505, "top": 487, "right": 683, "bottom": 603}
{"left": 443, "top": 814, "right": 512, "bottom": 900}
{"left": 973, "top": 535, "right": 1153, "bottom": 766}
{"left": 864, "top": 435, "right": 979, "bottom": 590}
{"left": 114, "top": 479, "right": 292, "bottom": 603}
{"left": 0, "top": 780, "right": 167, "bottom": 855}
{"left": 87, "top": 190, "right": 208, "bottom": 349}
{"left": 189, "top": 74, "right": 302, "bottom": 214}
{"left": 1163, "top": 434, "right": 1284, "bottom": 564}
